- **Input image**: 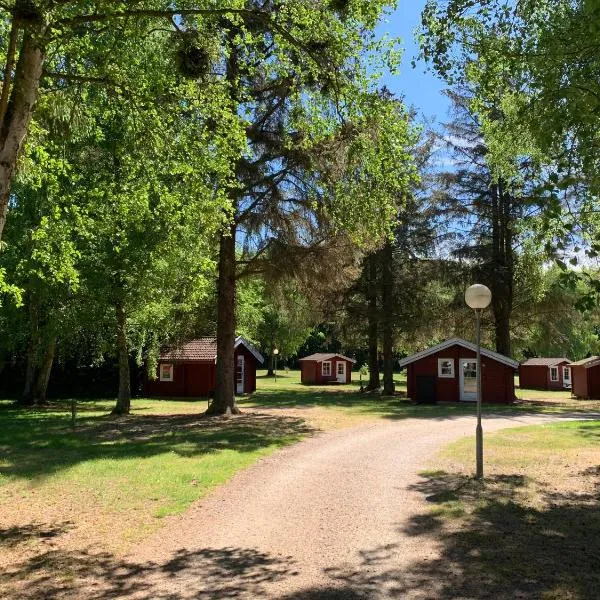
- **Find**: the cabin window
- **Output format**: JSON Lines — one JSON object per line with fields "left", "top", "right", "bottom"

{"left": 563, "top": 366, "right": 571, "bottom": 382}
{"left": 160, "top": 363, "right": 174, "bottom": 382}
{"left": 438, "top": 358, "right": 455, "bottom": 378}
{"left": 322, "top": 361, "right": 331, "bottom": 376}
{"left": 550, "top": 366, "right": 559, "bottom": 382}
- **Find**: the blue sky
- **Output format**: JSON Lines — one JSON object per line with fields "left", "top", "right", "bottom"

{"left": 376, "top": 1, "right": 451, "bottom": 124}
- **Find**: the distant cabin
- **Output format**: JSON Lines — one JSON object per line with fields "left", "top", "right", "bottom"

{"left": 570, "top": 356, "right": 600, "bottom": 399}
{"left": 146, "top": 336, "right": 264, "bottom": 398}
{"left": 299, "top": 353, "right": 355, "bottom": 385}
{"left": 519, "top": 358, "right": 571, "bottom": 390}
{"left": 398, "top": 337, "right": 518, "bottom": 404}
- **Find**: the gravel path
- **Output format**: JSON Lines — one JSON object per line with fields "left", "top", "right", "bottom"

{"left": 116, "top": 411, "right": 594, "bottom": 600}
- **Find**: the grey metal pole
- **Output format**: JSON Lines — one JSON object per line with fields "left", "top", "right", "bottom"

{"left": 476, "top": 308, "right": 483, "bottom": 479}
{"left": 275, "top": 354, "right": 278, "bottom": 383}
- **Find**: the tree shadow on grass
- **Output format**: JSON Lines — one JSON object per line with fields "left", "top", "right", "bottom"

{"left": 393, "top": 470, "right": 600, "bottom": 599}
{"left": 0, "top": 521, "right": 75, "bottom": 549}
{"left": 0, "top": 546, "right": 298, "bottom": 599}
{"left": 0, "top": 411, "right": 315, "bottom": 480}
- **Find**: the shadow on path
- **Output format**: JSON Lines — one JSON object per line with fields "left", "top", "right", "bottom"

{"left": 1, "top": 546, "right": 298, "bottom": 599}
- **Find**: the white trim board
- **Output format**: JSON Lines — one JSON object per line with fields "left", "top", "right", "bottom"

{"left": 398, "top": 337, "right": 519, "bottom": 370}
{"left": 234, "top": 336, "right": 265, "bottom": 364}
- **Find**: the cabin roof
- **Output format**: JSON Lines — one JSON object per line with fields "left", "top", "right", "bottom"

{"left": 398, "top": 337, "right": 519, "bottom": 370}
{"left": 160, "top": 336, "right": 264, "bottom": 364}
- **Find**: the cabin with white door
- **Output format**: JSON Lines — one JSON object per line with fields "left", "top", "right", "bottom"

{"left": 146, "top": 336, "right": 264, "bottom": 398}
{"left": 398, "top": 338, "right": 518, "bottom": 404}
{"left": 299, "top": 353, "right": 355, "bottom": 385}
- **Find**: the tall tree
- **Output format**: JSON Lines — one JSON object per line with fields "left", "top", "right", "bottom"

{"left": 421, "top": 0, "right": 600, "bottom": 302}
{"left": 0, "top": 1, "right": 315, "bottom": 244}
{"left": 432, "top": 91, "right": 548, "bottom": 356}
{"left": 204, "top": 4, "right": 416, "bottom": 415}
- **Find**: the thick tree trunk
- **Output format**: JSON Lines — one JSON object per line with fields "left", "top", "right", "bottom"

{"left": 112, "top": 301, "right": 131, "bottom": 415}
{"left": 366, "top": 253, "right": 380, "bottom": 391}
{"left": 0, "top": 28, "right": 45, "bottom": 242}
{"left": 206, "top": 224, "right": 240, "bottom": 416}
{"left": 381, "top": 242, "right": 395, "bottom": 395}
{"left": 490, "top": 180, "right": 513, "bottom": 357}
{"left": 267, "top": 353, "right": 274, "bottom": 376}
{"left": 33, "top": 336, "right": 56, "bottom": 405}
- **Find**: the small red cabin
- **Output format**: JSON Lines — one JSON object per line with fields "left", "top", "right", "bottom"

{"left": 299, "top": 353, "right": 355, "bottom": 385}
{"left": 399, "top": 338, "right": 518, "bottom": 404}
{"left": 570, "top": 356, "right": 600, "bottom": 399}
{"left": 519, "top": 358, "right": 571, "bottom": 390}
{"left": 146, "top": 336, "right": 264, "bottom": 398}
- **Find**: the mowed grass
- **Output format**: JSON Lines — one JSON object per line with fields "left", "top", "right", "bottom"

{"left": 0, "top": 399, "right": 311, "bottom": 558}
{"left": 244, "top": 370, "right": 600, "bottom": 426}
{"left": 411, "top": 420, "right": 600, "bottom": 599}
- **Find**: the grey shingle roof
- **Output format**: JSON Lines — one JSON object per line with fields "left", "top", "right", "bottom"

{"left": 570, "top": 356, "right": 600, "bottom": 368}
{"left": 299, "top": 353, "right": 356, "bottom": 363}
{"left": 521, "top": 358, "right": 570, "bottom": 367}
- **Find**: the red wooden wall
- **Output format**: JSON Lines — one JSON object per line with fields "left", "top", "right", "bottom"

{"left": 406, "top": 344, "right": 514, "bottom": 404}
{"left": 519, "top": 363, "right": 569, "bottom": 390}
{"left": 146, "top": 346, "right": 259, "bottom": 398}
{"left": 300, "top": 358, "right": 352, "bottom": 385}
{"left": 572, "top": 364, "right": 600, "bottom": 399}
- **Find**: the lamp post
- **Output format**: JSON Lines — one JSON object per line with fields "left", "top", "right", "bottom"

{"left": 465, "top": 284, "right": 492, "bottom": 480}
{"left": 273, "top": 348, "right": 279, "bottom": 383}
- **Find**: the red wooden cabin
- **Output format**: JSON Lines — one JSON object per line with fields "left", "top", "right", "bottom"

{"left": 299, "top": 353, "right": 355, "bottom": 384}
{"left": 398, "top": 338, "right": 518, "bottom": 404}
{"left": 146, "top": 336, "right": 264, "bottom": 398}
{"left": 519, "top": 358, "right": 571, "bottom": 390}
{"left": 570, "top": 356, "right": 600, "bottom": 399}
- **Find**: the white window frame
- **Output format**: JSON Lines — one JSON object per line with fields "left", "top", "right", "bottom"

{"left": 159, "top": 363, "right": 174, "bottom": 382}
{"left": 438, "top": 358, "right": 455, "bottom": 378}
{"left": 549, "top": 366, "right": 559, "bottom": 382}
{"left": 563, "top": 366, "right": 571, "bottom": 382}
{"left": 322, "top": 361, "right": 332, "bottom": 376}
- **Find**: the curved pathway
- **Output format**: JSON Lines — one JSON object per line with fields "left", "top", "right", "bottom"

{"left": 125, "top": 411, "right": 594, "bottom": 599}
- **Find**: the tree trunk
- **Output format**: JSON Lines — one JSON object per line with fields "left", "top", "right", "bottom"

{"left": 0, "top": 28, "right": 45, "bottom": 242}
{"left": 33, "top": 336, "right": 56, "bottom": 405}
{"left": 381, "top": 242, "right": 395, "bottom": 395}
{"left": 206, "top": 224, "right": 240, "bottom": 416}
{"left": 112, "top": 301, "right": 131, "bottom": 415}
{"left": 366, "top": 253, "right": 380, "bottom": 390}
{"left": 490, "top": 180, "right": 513, "bottom": 357}
{"left": 267, "top": 353, "right": 274, "bottom": 376}
{"left": 20, "top": 296, "right": 40, "bottom": 406}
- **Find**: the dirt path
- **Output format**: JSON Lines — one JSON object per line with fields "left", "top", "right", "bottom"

{"left": 93, "top": 411, "right": 590, "bottom": 600}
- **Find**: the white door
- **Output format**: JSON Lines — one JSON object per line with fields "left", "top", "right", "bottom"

{"left": 460, "top": 359, "right": 477, "bottom": 402}
{"left": 563, "top": 366, "right": 571, "bottom": 388}
{"left": 236, "top": 355, "right": 245, "bottom": 394}
{"left": 336, "top": 361, "right": 346, "bottom": 383}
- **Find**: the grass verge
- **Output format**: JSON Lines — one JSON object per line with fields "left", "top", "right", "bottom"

{"left": 408, "top": 420, "right": 600, "bottom": 599}
{"left": 0, "top": 401, "right": 312, "bottom": 562}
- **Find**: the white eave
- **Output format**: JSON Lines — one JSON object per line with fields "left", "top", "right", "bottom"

{"left": 398, "top": 337, "right": 519, "bottom": 370}
{"left": 235, "top": 336, "right": 265, "bottom": 364}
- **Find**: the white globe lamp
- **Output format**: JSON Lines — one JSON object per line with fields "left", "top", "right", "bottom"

{"left": 465, "top": 284, "right": 492, "bottom": 310}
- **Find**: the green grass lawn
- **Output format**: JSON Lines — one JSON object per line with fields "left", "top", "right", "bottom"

{"left": 244, "top": 370, "right": 600, "bottom": 423}
{"left": 1, "top": 369, "right": 598, "bottom": 568}
{"left": 0, "top": 399, "right": 311, "bottom": 556}
{"left": 411, "top": 420, "right": 600, "bottom": 599}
